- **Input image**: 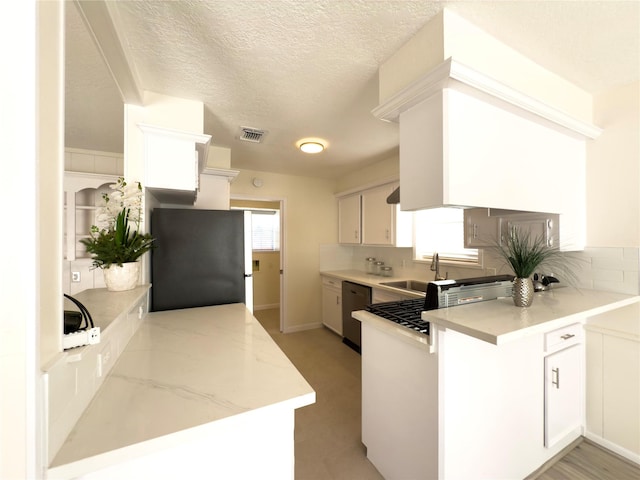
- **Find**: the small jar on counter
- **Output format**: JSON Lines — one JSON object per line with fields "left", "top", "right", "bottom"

{"left": 365, "top": 257, "right": 376, "bottom": 275}
{"left": 373, "top": 261, "right": 385, "bottom": 275}
{"left": 380, "top": 266, "right": 393, "bottom": 277}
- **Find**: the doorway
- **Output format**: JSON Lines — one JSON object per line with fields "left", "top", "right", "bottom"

{"left": 230, "top": 197, "right": 285, "bottom": 332}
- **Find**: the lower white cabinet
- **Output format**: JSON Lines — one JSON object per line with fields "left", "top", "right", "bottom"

{"left": 321, "top": 277, "right": 342, "bottom": 335}
{"left": 544, "top": 344, "right": 582, "bottom": 447}
{"left": 585, "top": 303, "right": 640, "bottom": 462}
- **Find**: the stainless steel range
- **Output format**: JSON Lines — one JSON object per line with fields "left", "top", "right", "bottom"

{"left": 366, "top": 275, "right": 514, "bottom": 336}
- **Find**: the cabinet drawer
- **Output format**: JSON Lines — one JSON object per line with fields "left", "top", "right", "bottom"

{"left": 545, "top": 323, "right": 583, "bottom": 353}
{"left": 322, "top": 277, "right": 342, "bottom": 289}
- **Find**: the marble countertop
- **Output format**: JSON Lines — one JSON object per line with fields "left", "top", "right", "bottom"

{"left": 49, "top": 303, "right": 315, "bottom": 475}
{"left": 423, "top": 287, "right": 639, "bottom": 345}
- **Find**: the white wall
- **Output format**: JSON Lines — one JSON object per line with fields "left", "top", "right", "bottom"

{"left": 1, "top": 1, "right": 55, "bottom": 477}
{"left": 231, "top": 169, "right": 336, "bottom": 331}
{"left": 587, "top": 81, "right": 640, "bottom": 248}
{"left": 335, "top": 154, "right": 399, "bottom": 193}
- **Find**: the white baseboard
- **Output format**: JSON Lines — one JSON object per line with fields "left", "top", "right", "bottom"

{"left": 283, "top": 322, "right": 323, "bottom": 334}
{"left": 253, "top": 303, "right": 280, "bottom": 311}
{"left": 584, "top": 431, "right": 640, "bottom": 465}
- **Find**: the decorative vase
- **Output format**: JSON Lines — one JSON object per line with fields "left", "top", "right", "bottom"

{"left": 513, "top": 277, "right": 534, "bottom": 307}
{"left": 103, "top": 262, "right": 140, "bottom": 292}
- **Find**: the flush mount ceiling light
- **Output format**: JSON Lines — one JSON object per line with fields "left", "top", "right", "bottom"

{"left": 296, "top": 138, "right": 327, "bottom": 154}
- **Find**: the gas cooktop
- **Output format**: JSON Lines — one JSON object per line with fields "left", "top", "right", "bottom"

{"left": 365, "top": 298, "right": 429, "bottom": 336}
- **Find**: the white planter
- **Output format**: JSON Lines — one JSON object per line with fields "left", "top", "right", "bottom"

{"left": 103, "top": 262, "right": 140, "bottom": 292}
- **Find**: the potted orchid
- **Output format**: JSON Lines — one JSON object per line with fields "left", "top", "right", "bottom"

{"left": 80, "top": 177, "right": 155, "bottom": 291}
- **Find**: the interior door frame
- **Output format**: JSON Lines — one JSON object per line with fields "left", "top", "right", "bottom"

{"left": 230, "top": 194, "right": 286, "bottom": 333}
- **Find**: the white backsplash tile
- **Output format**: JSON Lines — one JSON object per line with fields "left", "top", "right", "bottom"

{"left": 321, "top": 244, "right": 640, "bottom": 296}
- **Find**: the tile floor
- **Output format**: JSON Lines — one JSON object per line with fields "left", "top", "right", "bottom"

{"left": 253, "top": 308, "right": 383, "bottom": 480}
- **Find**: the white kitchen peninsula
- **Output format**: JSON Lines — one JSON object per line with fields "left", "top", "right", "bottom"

{"left": 48, "top": 304, "right": 315, "bottom": 480}
{"left": 354, "top": 287, "right": 639, "bottom": 480}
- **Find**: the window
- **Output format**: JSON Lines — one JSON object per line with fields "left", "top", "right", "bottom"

{"left": 248, "top": 209, "right": 280, "bottom": 251}
{"left": 413, "top": 208, "right": 479, "bottom": 264}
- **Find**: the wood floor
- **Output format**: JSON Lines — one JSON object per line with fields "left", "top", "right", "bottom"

{"left": 531, "top": 438, "right": 640, "bottom": 480}
{"left": 254, "top": 308, "right": 640, "bottom": 480}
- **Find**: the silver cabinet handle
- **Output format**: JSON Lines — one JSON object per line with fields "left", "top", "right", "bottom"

{"left": 560, "top": 334, "right": 575, "bottom": 340}
{"left": 552, "top": 367, "right": 560, "bottom": 389}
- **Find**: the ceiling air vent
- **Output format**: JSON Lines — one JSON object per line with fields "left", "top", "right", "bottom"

{"left": 239, "top": 127, "right": 266, "bottom": 143}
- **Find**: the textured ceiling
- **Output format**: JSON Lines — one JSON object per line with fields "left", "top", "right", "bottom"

{"left": 65, "top": 0, "right": 640, "bottom": 179}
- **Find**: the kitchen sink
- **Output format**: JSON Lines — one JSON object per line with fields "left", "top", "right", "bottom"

{"left": 379, "top": 279, "right": 428, "bottom": 293}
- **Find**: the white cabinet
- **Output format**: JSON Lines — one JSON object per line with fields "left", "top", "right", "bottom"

{"left": 399, "top": 89, "right": 587, "bottom": 215}
{"left": 337, "top": 182, "right": 411, "bottom": 247}
{"left": 338, "top": 193, "right": 361, "bottom": 244}
{"left": 361, "top": 320, "right": 438, "bottom": 480}
{"left": 321, "top": 276, "right": 342, "bottom": 335}
{"left": 544, "top": 344, "right": 582, "bottom": 447}
{"left": 585, "top": 304, "right": 640, "bottom": 461}
{"left": 464, "top": 208, "right": 500, "bottom": 248}
{"left": 139, "top": 124, "right": 211, "bottom": 204}
{"left": 543, "top": 323, "right": 583, "bottom": 448}
{"left": 374, "top": 61, "right": 601, "bottom": 251}
{"left": 362, "top": 184, "right": 395, "bottom": 245}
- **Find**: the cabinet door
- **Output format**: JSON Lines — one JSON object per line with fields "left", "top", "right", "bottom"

{"left": 322, "top": 285, "right": 342, "bottom": 335}
{"left": 544, "top": 344, "right": 582, "bottom": 447}
{"left": 362, "top": 184, "right": 395, "bottom": 245}
{"left": 338, "top": 194, "right": 361, "bottom": 244}
{"left": 464, "top": 208, "right": 500, "bottom": 248}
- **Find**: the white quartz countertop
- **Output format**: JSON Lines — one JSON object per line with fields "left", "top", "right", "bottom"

{"left": 49, "top": 303, "right": 315, "bottom": 475}
{"left": 423, "top": 287, "right": 639, "bottom": 345}
{"left": 585, "top": 301, "right": 640, "bottom": 342}
{"left": 321, "top": 269, "right": 424, "bottom": 298}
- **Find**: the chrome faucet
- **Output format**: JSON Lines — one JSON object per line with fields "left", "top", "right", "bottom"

{"left": 430, "top": 252, "right": 447, "bottom": 281}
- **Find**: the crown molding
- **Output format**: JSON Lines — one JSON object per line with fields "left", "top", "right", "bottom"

{"left": 372, "top": 58, "right": 602, "bottom": 140}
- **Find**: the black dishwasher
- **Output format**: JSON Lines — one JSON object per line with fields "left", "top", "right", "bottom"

{"left": 342, "top": 281, "right": 372, "bottom": 354}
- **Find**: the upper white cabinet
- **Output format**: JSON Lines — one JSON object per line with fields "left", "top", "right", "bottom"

{"left": 338, "top": 193, "right": 361, "bottom": 244}
{"left": 139, "top": 124, "right": 211, "bottom": 204}
{"left": 373, "top": 59, "right": 602, "bottom": 251}
{"left": 399, "top": 88, "right": 586, "bottom": 214}
{"left": 338, "top": 182, "right": 412, "bottom": 247}
{"left": 464, "top": 207, "right": 564, "bottom": 250}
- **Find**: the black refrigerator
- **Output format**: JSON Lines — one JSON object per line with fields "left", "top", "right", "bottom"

{"left": 150, "top": 208, "right": 253, "bottom": 312}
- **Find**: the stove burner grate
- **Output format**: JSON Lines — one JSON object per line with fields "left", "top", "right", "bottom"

{"left": 365, "top": 298, "right": 429, "bottom": 336}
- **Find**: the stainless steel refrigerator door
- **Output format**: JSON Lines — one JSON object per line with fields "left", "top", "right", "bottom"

{"left": 244, "top": 210, "right": 254, "bottom": 313}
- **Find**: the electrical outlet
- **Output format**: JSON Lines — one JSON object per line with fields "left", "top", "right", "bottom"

{"left": 71, "top": 271, "right": 81, "bottom": 282}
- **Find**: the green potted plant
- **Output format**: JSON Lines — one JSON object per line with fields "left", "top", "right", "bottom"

{"left": 493, "top": 227, "right": 576, "bottom": 307}
{"left": 81, "top": 177, "right": 155, "bottom": 291}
